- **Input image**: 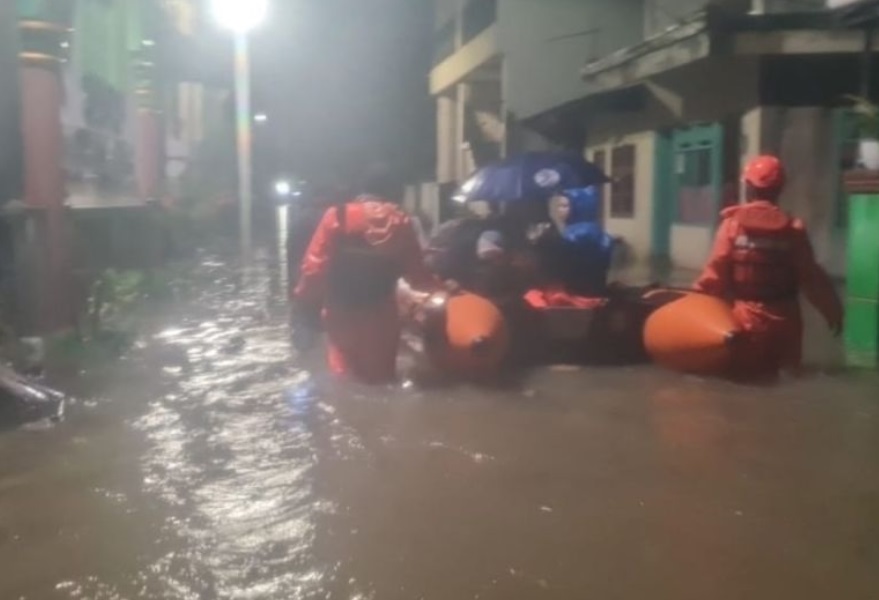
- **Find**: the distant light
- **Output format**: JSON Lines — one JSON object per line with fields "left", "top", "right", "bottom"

{"left": 142, "top": 39, "right": 155, "bottom": 47}
{"left": 211, "top": 0, "right": 268, "bottom": 33}
{"left": 274, "top": 180, "right": 292, "bottom": 197}
{"left": 452, "top": 194, "right": 467, "bottom": 203}
{"left": 292, "top": 191, "right": 302, "bottom": 197}
{"left": 254, "top": 113, "right": 268, "bottom": 123}
{"left": 60, "top": 41, "right": 70, "bottom": 49}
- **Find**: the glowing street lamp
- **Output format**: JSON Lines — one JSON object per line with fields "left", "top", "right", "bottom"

{"left": 211, "top": 0, "right": 268, "bottom": 33}
{"left": 274, "top": 179, "right": 292, "bottom": 198}
{"left": 210, "top": 0, "right": 268, "bottom": 260}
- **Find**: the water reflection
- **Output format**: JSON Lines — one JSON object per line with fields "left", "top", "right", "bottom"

{"left": 1, "top": 256, "right": 879, "bottom": 600}
{"left": 130, "top": 263, "right": 337, "bottom": 599}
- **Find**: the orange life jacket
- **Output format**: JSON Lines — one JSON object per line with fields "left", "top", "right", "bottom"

{"left": 727, "top": 202, "right": 798, "bottom": 302}
{"left": 326, "top": 198, "right": 405, "bottom": 309}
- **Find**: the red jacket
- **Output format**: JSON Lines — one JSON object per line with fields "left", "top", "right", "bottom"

{"left": 695, "top": 201, "right": 842, "bottom": 328}
{"left": 294, "top": 196, "right": 434, "bottom": 306}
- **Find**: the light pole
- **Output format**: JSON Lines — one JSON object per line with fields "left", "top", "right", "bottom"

{"left": 211, "top": 0, "right": 268, "bottom": 261}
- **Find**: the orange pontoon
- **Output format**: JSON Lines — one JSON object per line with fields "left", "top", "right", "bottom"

{"left": 643, "top": 292, "right": 742, "bottom": 376}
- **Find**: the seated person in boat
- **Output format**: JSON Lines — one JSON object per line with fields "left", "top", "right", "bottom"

{"left": 425, "top": 204, "right": 537, "bottom": 301}
{"left": 530, "top": 188, "right": 615, "bottom": 299}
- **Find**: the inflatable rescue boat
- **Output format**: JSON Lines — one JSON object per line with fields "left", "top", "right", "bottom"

{"left": 398, "top": 286, "right": 510, "bottom": 379}
{"left": 400, "top": 283, "right": 748, "bottom": 379}
{"left": 643, "top": 292, "right": 743, "bottom": 376}
{"left": 520, "top": 285, "right": 683, "bottom": 365}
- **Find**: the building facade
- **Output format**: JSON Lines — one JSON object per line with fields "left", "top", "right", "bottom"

{"left": 523, "top": 0, "right": 867, "bottom": 277}
{"left": 431, "top": 0, "right": 644, "bottom": 186}
{"left": 3, "top": 0, "right": 226, "bottom": 334}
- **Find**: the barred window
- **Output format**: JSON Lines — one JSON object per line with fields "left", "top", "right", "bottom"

{"left": 610, "top": 145, "right": 636, "bottom": 218}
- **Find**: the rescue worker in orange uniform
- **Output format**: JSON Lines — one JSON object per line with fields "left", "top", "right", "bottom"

{"left": 293, "top": 171, "right": 436, "bottom": 384}
{"left": 694, "top": 155, "right": 843, "bottom": 377}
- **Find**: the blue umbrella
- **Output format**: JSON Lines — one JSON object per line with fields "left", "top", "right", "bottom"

{"left": 454, "top": 152, "right": 609, "bottom": 204}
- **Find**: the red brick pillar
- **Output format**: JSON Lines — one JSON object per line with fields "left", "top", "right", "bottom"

{"left": 136, "top": 109, "right": 162, "bottom": 201}
{"left": 18, "top": 20, "right": 74, "bottom": 333}
{"left": 133, "top": 42, "right": 165, "bottom": 204}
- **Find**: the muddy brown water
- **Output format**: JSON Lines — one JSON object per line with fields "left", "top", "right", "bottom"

{"left": 1, "top": 255, "right": 879, "bottom": 600}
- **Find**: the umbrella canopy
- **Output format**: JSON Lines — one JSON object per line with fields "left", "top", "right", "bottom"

{"left": 454, "top": 152, "right": 609, "bottom": 204}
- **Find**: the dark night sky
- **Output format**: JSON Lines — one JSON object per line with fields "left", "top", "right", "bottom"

{"left": 248, "top": 0, "right": 435, "bottom": 185}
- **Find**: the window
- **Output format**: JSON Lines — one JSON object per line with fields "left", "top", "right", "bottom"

{"left": 610, "top": 145, "right": 636, "bottom": 218}
{"left": 592, "top": 149, "right": 607, "bottom": 171}
{"left": 592, "top": 149, "right": 607, "bottom": 218}
{"left": 675, "top": 146, "right": 715, "bottom": 225}
{"left": 462, "top": 0, "right": 496, "bottom": 44}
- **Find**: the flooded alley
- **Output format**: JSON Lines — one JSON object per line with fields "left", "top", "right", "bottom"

{"left": 1, "top": 255, "right": 879, "bottom": 600}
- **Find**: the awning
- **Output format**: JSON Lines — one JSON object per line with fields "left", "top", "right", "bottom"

{"left": 834, "top": 0, "right": 879, "bottom": 27}
{"left": 579, "top": 5, "right": 859, "bottom": 96}
{"left": 522, "top": 84, "right": 648, "bottom": 147}
{"left": 580, "top": 10, "right": 713, "bottom": 94}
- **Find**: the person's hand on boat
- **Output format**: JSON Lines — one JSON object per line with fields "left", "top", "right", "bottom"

{"left": 444, "top": 279, "right": 462, "bottom": 294}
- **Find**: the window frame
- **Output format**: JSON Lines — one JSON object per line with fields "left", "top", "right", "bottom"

{"left": 609, "top": 144, "right": 636, "bottom": 219}
{"left": 670, "top": 123, "right": 723, "bottom": 226}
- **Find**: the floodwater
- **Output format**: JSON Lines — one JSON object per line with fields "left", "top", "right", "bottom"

{"left": 2, "top": 253, "right": 879, "bottom": 600}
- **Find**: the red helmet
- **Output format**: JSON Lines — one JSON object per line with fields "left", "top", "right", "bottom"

{"left": 743, "top": 155, "right": 785, "bottom": 190}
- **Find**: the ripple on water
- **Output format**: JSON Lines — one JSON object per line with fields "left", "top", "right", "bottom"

{"left": 125, "top": 264, "right": 344, "bottom": 599}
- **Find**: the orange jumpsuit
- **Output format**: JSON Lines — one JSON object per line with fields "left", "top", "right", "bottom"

{"left": 294, "top": 196, "right": 434, "bottom": 383}
{"left": 694, "top": 200, "right": 842, "bottom": 377}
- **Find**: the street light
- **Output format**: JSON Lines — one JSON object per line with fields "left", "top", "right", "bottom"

{"left": 254, "top": 113, "right": 268, "bottom": 124}
{"left": 274, "top": 179, "right": 292, "bottom": 198}
{"left": 211, "top": 0, "right": 268, "bottom": 260}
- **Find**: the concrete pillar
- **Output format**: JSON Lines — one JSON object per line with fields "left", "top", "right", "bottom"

{"left": 436, "top": 95, "right": 456, "bottom": 183}
{"left": 744, "top": 107, "right": 839, "bottom": 268}
{"left": 0, "top": 1, "right": 23, "bottom": 203}
{"left": 455, "top": 82, "right": 469, "bottom": 182}
{"left": 135, "top": 110, "right": 162, "bottom": 201}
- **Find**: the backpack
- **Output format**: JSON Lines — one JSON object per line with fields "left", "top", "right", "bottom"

{"left": 325, "top": 203, "right": 402, "bottom": 309}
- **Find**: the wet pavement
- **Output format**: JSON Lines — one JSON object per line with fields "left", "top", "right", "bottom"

{"left": 1, "top": 254, "right": 879, "bottom": 600}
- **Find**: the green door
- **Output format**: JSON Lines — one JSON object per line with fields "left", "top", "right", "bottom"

{"left": 651, "top": 131, "right": 673, "bottom": 259}
{"left": 652, "top": 124, "right": 723, "bottom": 260}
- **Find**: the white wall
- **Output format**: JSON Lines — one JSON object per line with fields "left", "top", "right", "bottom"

{"left": 671, "top": 225, "right": 714, "bottom": 269}
{"left": 587, "top": 132, "right": 656, "bottom": 262}
{"left": 588, "top": 102, "right": 845, "bottom": 274}
{"left": 435, "top": 0, "right": 459, "bottom": 29}
{"left": 498, "top": 0, "right": 643, "bottom": 120}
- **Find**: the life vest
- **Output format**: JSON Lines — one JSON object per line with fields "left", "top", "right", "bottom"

{"left": 325, "top": 199, "right": 404, "bottom": 309}
{"left": 728, "top": 203, "right": 798, "bottom": 302}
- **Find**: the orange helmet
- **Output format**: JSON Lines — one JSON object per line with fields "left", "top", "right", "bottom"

{"left": 743, "top": 155, "right": 785, "bottom": 190}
